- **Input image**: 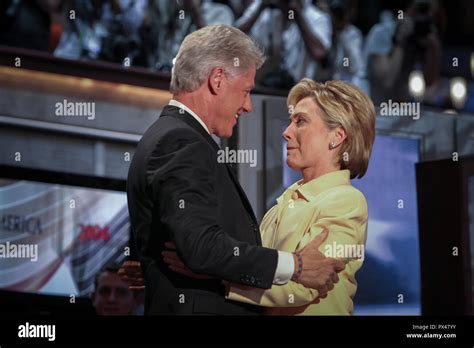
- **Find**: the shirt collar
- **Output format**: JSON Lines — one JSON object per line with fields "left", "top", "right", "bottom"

{"left": 279, "top": 169, "right": 351, "bottom": 203}
{"left": 168, "top": 99, "right": 210, "bottom": 134}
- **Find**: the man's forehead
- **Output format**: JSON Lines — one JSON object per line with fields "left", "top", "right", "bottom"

{"left": 235, "top": 76, "right": 254, "bottom": 89}
{"left": 239, "top": 66, "right": 256, "bottom": 84}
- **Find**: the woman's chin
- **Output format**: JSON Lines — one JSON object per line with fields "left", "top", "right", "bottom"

{"left": 286, "top": 160, "right": 299, "bottom": 171}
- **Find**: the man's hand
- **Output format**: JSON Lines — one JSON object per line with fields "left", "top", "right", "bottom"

{"left": 117, "top": 260, "right": 145, "bottom": 291}
{"left": 162, "top": 242, "right": 213, "bottom": 280}
{"left": 294, "top": 228, "right": 345, "bottom": 298}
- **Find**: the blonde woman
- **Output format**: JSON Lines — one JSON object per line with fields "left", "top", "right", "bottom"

{"left": 164, "top": 79, "right": 375, "bottom": 315}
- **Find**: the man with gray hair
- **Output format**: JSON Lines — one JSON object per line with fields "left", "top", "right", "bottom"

{"left": 127, "top": 24, "right": 344, "bottom": 315}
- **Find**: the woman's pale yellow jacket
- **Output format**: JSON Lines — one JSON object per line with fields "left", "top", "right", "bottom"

{"left": 226, "top": 169, "right": 368, "bottom": 315}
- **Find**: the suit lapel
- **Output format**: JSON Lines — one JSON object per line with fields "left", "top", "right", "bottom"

{"left": 223, "top": 162, "right": 259, "bottom": 225}
{"left": 160, "top": 106, "right": 259, "bottom": 227}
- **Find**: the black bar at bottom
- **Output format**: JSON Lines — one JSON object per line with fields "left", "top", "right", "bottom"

{"left": 0, "top": 315, "right": 473, "bottom": 345}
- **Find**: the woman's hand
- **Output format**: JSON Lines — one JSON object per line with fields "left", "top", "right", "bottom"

{"left": 162, "top": 242, "right": 213, "bottom": 280}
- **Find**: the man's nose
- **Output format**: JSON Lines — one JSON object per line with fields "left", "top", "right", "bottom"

{"left": 243, "top": 94, "right": 253, "bottom": 113}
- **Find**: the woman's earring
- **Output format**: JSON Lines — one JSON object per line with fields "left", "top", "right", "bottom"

{"left": 329, "top": 141, "right": 336, "bottom": 149}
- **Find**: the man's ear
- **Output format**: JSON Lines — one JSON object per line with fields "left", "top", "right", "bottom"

{"left": 208, "top": 67, "right": 225, "bottom": 95}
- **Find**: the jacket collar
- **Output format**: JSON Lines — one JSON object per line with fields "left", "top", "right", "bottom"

{"left": 168, "top": 99, "right": 210, "bottom": 134}
{"left": 160, "top": 104, "right": 220, "bottom": 152}
{"left": 277, "top": 169, "right": 351, "bottom": 204}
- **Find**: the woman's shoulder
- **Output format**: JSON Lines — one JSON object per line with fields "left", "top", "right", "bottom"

{"left": 316, "top": 183, "right": 368, "bottom": 214}
{"left": 320, "top": 182, "right": 366, "bottom": 199}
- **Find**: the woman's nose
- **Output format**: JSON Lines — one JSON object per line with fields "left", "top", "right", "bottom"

{"left": 282, "top": 125, "right": 292, "bottom": 141}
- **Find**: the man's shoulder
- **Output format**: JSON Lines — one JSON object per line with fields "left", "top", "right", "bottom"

{"left": 142, "top": 110, "right": 202, "bottom": 144}
{"left": 132, "top": 109, "right": 210, "bottom": 170}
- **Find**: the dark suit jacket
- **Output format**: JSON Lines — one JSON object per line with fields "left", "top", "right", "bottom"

{"left": 127, "top": 105, "right": 279, "bottom": 315}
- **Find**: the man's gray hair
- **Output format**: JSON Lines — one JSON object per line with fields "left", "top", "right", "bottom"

{"left": 170, "top": 25, "right": 265, "bottom": 94}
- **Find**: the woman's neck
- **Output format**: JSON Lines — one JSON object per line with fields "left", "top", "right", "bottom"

{"left": 301, "top": 164, "right": 340, "bottom": 184}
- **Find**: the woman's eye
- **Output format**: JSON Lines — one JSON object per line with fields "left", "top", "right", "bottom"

{"left": 288, "top": 116, "right": 304, "bottom": 126}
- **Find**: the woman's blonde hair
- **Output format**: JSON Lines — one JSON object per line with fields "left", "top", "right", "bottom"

{"left": 287, "top": 79, "right": 375, "bottom": 179}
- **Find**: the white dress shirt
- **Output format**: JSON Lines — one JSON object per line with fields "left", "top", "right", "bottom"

{"left": 167, "top": 99, "right": 294, "bottom": 285}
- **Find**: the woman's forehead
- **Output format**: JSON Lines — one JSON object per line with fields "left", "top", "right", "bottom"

{"left": 292, "top": 97, "right": 322, "bottom": 116}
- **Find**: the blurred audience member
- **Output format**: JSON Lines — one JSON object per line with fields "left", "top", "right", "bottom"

{"left": 236, "top": 0, "right": 332, "bottom": 89}
{"left": 154, "top": 0, "right": 235, "bottom": 72}
{"left": 0, "top": 0, "right": 61, "bottom": 51}
{"left": 92, "top": 265, "right": 143, "bottom": 316}
{"left": 55, "top": 0, "right": 149, "bottom": 65}
{"left": 99, "top": 0, "right": 149, "bottom": 64}
{"left": 225, "top": 0, "right": 253, "bottom": 18}
{"left": 326, "top": 0, "right": 367, "bottom": 92}
{"left": 133, "top": 0, "right": 162, "bottom": 68}
{"left": 363, "top": 0, "right": 442, "bottom": 104}
{"left": 54, "top": 0, "right": 110, "bottom": 60}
